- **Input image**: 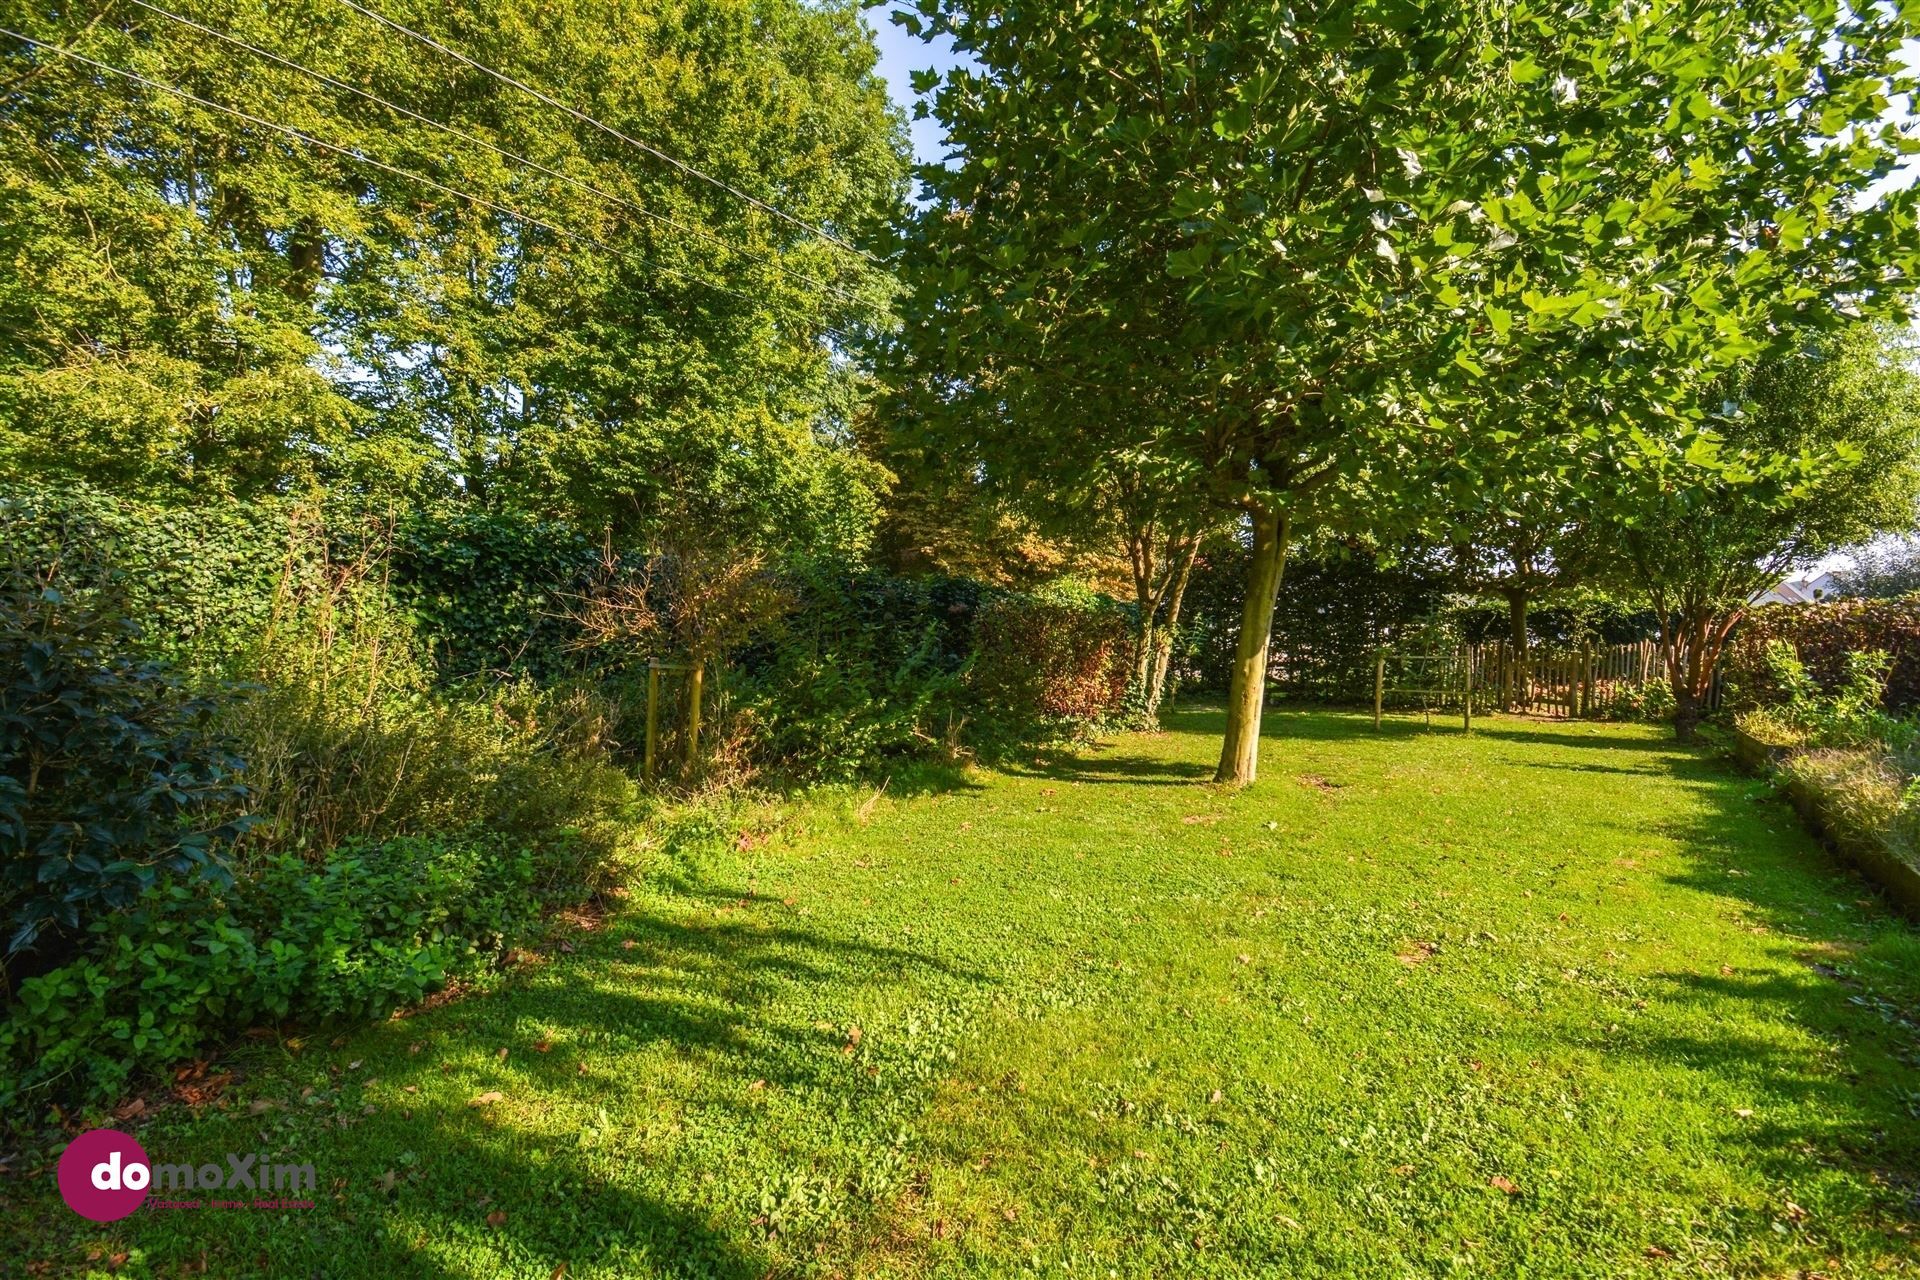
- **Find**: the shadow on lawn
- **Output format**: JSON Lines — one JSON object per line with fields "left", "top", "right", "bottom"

{"left": 59, "top": 872, "right": 993, "bottom": 1279}
{"left": 1589, "top": 741, "right": 1920, "bottom": 1229}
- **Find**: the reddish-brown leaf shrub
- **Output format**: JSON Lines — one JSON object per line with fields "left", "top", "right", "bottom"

{"left": 1724, "top": 597, "right": 1920, "bottom": 712}
{"left": 968, "top": 590, "right": 1132, "bottom": 740}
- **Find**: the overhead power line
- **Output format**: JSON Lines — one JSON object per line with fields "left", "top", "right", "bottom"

{"left": 117, "top": 0, "right": 865, "bottom": 308}
{"left": 0, "top": 27, "right": 865, "bottom": 342}
{"left": 330, "top": 0, "right": 883, "bottom": 266}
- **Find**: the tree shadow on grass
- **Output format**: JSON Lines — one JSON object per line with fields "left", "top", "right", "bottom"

{"left": 1004, "top": 752, "right": 1215, "bottom": 786}
{"left": 1567, "top": 741, "right": 1920, "bottom": 1238}
{"left": 23, "top": 868, "right": 1001, "bottom": 1279}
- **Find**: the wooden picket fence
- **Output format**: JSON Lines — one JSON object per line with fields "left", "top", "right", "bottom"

{"left": 1374, "top": 639, "right": 1719, "bottom": 726}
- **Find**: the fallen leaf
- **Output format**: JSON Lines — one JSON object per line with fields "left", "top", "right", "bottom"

{"left": 1644, "top": 1245, "right": 1673, "bottom": 1259}
{"left": 621, "top": 939, "right": 637, "bottom": 950}
{"left": 1397, "top": 941, "right": 1437, "bottom": 966}
{"left": 1209, "top": 1089, "right": 1223, "bottom": 1105}
{"left": 485, "top": 1210, "right": 508, "bottom": 1228}
{"left": 1490, "top": 1176, "right": 1521, "bottom": 1196}
{"left": 378, "top": 1170, "right": 398, "bottom": 1193}
{"left": 1236, "top": 953, "right": 1252, "bottom": 965}
{"left": 551, "top": 1266, "right": 569, "bottom": 1280}
{"left": 248, "top": 1099, "right": 276, "bottom": 1115}
{"left": 534, "top": 1040, "right": 552, "bottom": 1053}
{"left": 470, "top": 1091, "right": 504, "bottom": 1107}
{"left": 347, "top": 1060, "right": 362, "bottom": 1071}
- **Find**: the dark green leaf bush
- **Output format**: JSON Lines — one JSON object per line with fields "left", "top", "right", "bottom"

{"left": 0, "top": 832, "right": 537, "bottom": 1111}
{"left": 0, "top": 573, "right": 252, "bottom": 960}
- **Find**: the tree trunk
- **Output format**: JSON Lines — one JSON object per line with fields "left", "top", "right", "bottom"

{"left": 1506, "top": 590, "right": 1529, "bottom": 707}
{"left": 1130, "top": 614, "right": 1158, "bottom": 711}
{"left": 1673, "top": 686, "right": 1703, "bottom": 741}
{"left": 1215, "top": 508, "right": 1289, "bottom": 786}
{"left": 1145, "top": 539, "right": 1199, "bottom": 721}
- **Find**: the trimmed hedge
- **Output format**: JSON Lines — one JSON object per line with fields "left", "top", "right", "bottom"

{"left": 1723, "top": 596, "right": 1920, "bottom": 713}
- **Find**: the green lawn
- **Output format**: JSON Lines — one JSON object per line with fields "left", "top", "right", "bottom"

{"left": 10, "top": 708, "right": 1920, "bottom": 1278}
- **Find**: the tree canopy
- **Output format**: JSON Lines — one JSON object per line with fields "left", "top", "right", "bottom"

{"left": 0, "top": 0, "right": 908, "bottom": 560}
{"left": 889, "top": 0, "right": 1920, "bottom": 779}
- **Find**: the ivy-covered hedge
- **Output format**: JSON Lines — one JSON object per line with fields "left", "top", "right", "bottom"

{"left": 0, "top": 483, "right": 309, "bottom": 668}
{"left": 1180, "top": 543, "right": 1446, "bottom": 700}
{"left": 1724, "top": 596, "right": 1920, "bottom": 713}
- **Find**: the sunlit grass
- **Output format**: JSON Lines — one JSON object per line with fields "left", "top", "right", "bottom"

{"left": 8, "top": 707, "right": 1919, "bottom": 1277}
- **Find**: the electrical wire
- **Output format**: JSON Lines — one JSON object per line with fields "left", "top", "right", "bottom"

{"left": 330, "top": 0, "right": 884, "bottom": 266}
{"left": 0, "top": 26, "right": 869, "bottom": 340}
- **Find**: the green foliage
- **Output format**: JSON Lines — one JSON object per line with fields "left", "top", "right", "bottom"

{"left": 386, "top": 506, "right": 603, "bottom": 681}
{"left": 1737, "top": 641, "right": 1901, "bottom": 751}
{"left": 729, "top": 573, "right": 982, "bottom": 781}
{"left": 1180, "top": 541, "right": 1447, "bottom": 699}
{"left": 0, "top": 0, "right": 908, "bottom": 529}
{"left": 0, "top": 482, "right": 308, "bottom": 671}
{"left": 0, "top": 572, "right": 252, "bottom": 959}
{"left": 1727, "top": 595, "right": 1920, "bottom": 717}
{"left": 0, "top": 832, "right": 537, "bottom": 1110}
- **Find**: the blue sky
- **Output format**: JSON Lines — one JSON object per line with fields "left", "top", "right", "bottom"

{"left": 866, "top": 9, "right": 970, "bottom": 167}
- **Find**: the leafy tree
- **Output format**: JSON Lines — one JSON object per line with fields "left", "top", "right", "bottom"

{"left": 1835, "top": 536, "right": 1920, "bottom": 600}
{"left": 0, "top": 0, "right": 907, "bottom": 562}
{"left": 1607, "top": 323, "right": 1920, "bottom": 739}
{"left": 890, "top": 0, "right": 1920, "bottom": 782}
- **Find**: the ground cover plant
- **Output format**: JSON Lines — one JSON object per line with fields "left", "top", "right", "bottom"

{"left": 6, "top": 707, "right": 1917, "bottom": 1278}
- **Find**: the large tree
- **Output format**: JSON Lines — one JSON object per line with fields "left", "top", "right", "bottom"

{"left": 890, "top": 0, "right": 1920, "bottom": 783}
{"left": 1608, "top": 323, "right": 1920, "bottom": 739}
{"left": 0, "top": 0, "right": 906, "bottom": 561}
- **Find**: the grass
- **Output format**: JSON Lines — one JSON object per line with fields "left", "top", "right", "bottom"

{"left": 7, "top": 706, "right": 1920, "bottom": 1278}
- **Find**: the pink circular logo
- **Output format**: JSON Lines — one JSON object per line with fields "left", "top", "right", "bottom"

{"left": 57, "top": 1128, "right": 150, "bottom": 1222}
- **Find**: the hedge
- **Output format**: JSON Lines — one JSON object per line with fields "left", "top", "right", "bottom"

{"left": 1723, "top": 596, "right": 1920, "bottom": 713}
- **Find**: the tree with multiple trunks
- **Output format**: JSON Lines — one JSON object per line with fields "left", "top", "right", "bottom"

{"left": 889, "top": 0, "right": 1920, "bottom": 782}
{"left": 1603, "top": 323, "right": 1920, "bottom": 739}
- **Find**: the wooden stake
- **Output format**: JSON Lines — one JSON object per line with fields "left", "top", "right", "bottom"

{"left": 1374, "top": 651, "right": 1385, "bottom": 730}
{"left": 685, "top": 660, "right": 705, "bottom": 770}
{"left": 644, "top": 662, "right": 661, "bottom": 780}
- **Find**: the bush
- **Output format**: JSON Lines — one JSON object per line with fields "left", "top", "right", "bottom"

{"left": 1734, "top": 640, "right": 1906, "bottom": 752}
{"left": 1725, "top": 595, "right": 1920, "bottom": 713}
{"left": 722, "top": 573, "right": 981, "bottom": 782}
{"left": 0, "top": 832, "right": 537, "bottom": 1111}
{"left": 968, "top": 583, "right": 1132, "bottom": 747}
{"left": 0, "top": 574, "right": 252, "bottom": 963}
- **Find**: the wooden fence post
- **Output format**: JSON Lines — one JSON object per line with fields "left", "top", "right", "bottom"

{"left": 1374, "top": 651, "right": 1385, "bottom": 730}
{"left": 685, "top": 660, "right": 705, "bottom": 770}
{"left": 644, "top": 661, "right": 661, "bottom": 781}
{"left": 1463, "top": 646, "right": 1474, "bottom": 733}
{"left": 1579, "top": 640, "right": 1593, "bottom": 717}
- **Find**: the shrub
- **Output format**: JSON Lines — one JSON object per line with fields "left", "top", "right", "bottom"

{"left": 221, "top": 557, "right": 638, "bottom": 886}
{"left": 0, "top": 482, "right": 309, "bottom": 672}
{"left": 723, "top": 573, "right": 981, "bottom": 782}
{"left": 0, "top": 833, "right": 537, "bottom": 1111}
{"left": 1725, "top": 595, "right": 1920, "bottom": 713}
{"left": 0, "top": 574, "right": 252, "bottom": 963}
{"left": 1734, "top": 640, "right": 1906, "bottom": 752}
{"left": 968, "top": 584, "right": 1132, "bottom": 747}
